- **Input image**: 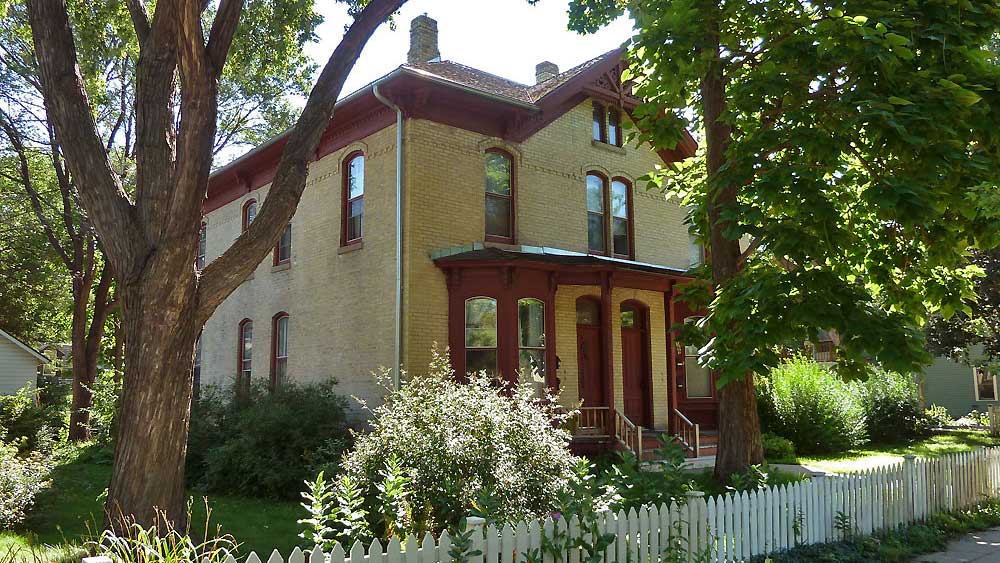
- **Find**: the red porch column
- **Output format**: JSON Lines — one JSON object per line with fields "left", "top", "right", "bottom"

{"left": 601, "top": 272, "right": 615, "bottom": 434}
{"left": 665, "top": 281, "right": 679, "bottom": 433}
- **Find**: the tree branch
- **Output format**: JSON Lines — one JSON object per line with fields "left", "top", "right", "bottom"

{"left": 196, "top": 0, "right": 407, "bottom": 325}
{"left": 26, "top": 0, "right": 145, "bottom": 280}
{"left": 206, "top": 0, "right": 244, "bottom": 75}
{"left": 125, "top": 0, "right": 151, "bottom": 46}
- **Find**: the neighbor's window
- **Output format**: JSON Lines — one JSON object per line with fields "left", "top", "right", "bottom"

{"left": 688, "top": 233, "right": 703, "bottom": 268}
{"left": 608, "top": 108, "right": 622, "bottom": 147}
{"left": 274, "top": 223, "right": 291, "bottom": 264}
{"left": 465, "top": 297, "right": 498, "bottom": 376}
{"left": 974, "top": 367, "right": 997, "bottom": 401}
{"left": 518, "top": 298, "right": 545, "bottom": 377}
{"left": 238, "top": 319, "right": 253, "bottom": 389}
{"left": 197, "top": 222, "right": 206, "bottom": 270}
{"left": 193, "top": 336, "right": 202, "bottom": 396}
{"left": 683, "top": 316, "right": 712, "bottom": 399}
{"left": 272, "top": 314, "right": 288, "bottom": 389}
{"left": 610, "top": 178, "right": 631, "bottom": 258}
{"left": 592, "top": 101, "right": 606, "bottom": 143}
{"left": 485, "top": 150, "right": 514, "bottom": 242}
{"left": 242, "top": 199, "right": 257, "bottom": 232}
{"left": 343, "top": 152, "right": 364, "bottom": 244}
{"left": 586, "top": 173, "right": 607, "bottom": 253}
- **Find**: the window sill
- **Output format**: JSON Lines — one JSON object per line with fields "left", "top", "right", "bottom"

{"left": 591, "top": 139, "right": 626, "bottom": 155}
{"left": 272, "top": 261, "right": 291, "bottom": 273}
{"left": 339, "top": 240, "right": 364, "bottom": 254}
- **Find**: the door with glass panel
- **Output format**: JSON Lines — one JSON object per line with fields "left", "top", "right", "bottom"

{"left": 576, "top": 298, "right": 605, "bottom": 407}
{"left": 677, "top": 316, "right": 714, "bottom": 403}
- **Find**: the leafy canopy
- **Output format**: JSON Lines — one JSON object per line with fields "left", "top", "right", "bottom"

{"left": 570, "top": 0, "right": 1000, "bottom": 384}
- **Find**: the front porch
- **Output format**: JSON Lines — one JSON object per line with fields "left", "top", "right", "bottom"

{"left": 433, "top": 244, "right": 720, "bottom": 459}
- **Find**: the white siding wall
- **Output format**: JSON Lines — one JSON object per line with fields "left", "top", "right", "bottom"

{"left": 0, "top": 337, "right": 40, "bottom": 395}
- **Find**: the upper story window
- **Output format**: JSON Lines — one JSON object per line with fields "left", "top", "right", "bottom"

{"left": 274, "top": 223, "right": 291, "bottom": 265}
{"left": 242, "top": 199, "right": 257, "bottom": 232}
{"left": 197, "top": 222, "right": 206, "bottom": 270}
{"left": 272, "top": 313, "right": 289, "bottom": 389}
{"left": 485, "top": 149, "right": 514, "bottom": 243}
{"left": 592, "top": 102, "right": 606, "bottom": 143}
{"left": 610, "top": 178, "right": 632, "bottom": 259}
{"left": 465, "top": 297, "right": 498, "bottom": 376}
{"left": 586, "top": 173, "right": 607, "bottom": 253}
{"left": 517, "top": 298, "right": 545, "bottom": 377}
{"left": 592, "top": 101, "right": 623, "bottom": 147}
{"left": 975, "top": 367, "right": 997, "bottom": 402}
{"left": 688, "top": 233, "right": 703, "bottom": 268}
{"left": 342, "top": 152, "right": 364, "bottom": 245}
{"left": 238, "top": 319, "right": 253, "bottom": 390}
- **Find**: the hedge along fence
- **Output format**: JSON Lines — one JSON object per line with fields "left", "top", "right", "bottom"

{"left": 83, "top": 448, "right": 1000, "bottom": 563}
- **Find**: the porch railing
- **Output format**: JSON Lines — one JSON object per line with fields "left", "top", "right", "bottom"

{"left": 613, "top": 408, "right": 643, "bottom": 460}
{"left": 673, "top": 408, "right": 700, "bottom": 457}
{"left": 576, "top": 406, "right": 611, "bottom": 437}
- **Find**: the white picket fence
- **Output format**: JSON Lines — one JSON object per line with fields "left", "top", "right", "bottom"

{"left": 108, "top": 447, "right": 1000, "bottom": 563}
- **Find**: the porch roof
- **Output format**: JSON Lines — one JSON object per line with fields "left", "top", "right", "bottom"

{"left": 431, "top": 244, "right": 691, "bottom": 278}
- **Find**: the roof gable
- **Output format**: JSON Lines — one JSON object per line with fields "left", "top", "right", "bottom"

{"left": 0, "top": 328, "right": 48, "bottom": 364}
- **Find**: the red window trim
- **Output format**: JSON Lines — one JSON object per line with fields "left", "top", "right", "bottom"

{"left": 341, "top": 151, "right": 364, "bottom": 246}
{"left": 610, "top": 177, "right": 635, "bottom": 261}
{"left": 270, "top": 312, "right": 289, "bottom": 391}
{"left": 586, "top": 172, "right": 609, "bottom": 256}
{"left": 237, "top": 318, "right": 253, "bottom": 391}
{"left": 241, "top": 199, "right": 257, "bottom": 233}
{"left": 484, "top": 148, "right": 516, "bottom": 244}
{"left": 592, "top": 101, "right": 607, "bottom": 144}
{"left": 273, "top": 223, "right": 291, "bottom": 266}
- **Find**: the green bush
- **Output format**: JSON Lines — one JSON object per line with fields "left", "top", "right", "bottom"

{"left": 332, "top": 350, "right": 578, "bottom": 541}
{"left": 757, "top": 357, "right": 866, "bottom": 455}
{"left": 84, "top": 369, "right": 122, "bottom": 445}
{"left": 859, "top": 369, "right": 931, "bottom": 444}
{"left": 0, "top": 441, "right": 52, "bottom": 529}
{"left": 761, "top": 432, "right": 796, "bottom": 462}
{"left": 186, "top": 381, "right": 351, "bottom": 499}
{"left": 925, "top": 404, "right": 953, "bottom": 427}
{"left": 0, "top": 384, "right": 63, "bottom": 454}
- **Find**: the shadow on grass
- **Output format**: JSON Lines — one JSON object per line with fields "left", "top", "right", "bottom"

{"left": 17, "top": 444, "right": 305, "bottom": 557}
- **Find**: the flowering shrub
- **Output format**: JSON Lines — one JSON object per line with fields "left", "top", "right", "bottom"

{"left": 330, "top": 348, "right": 578, "bottom": 541}
{"left": 0, "top": 441, "right": 52, "bottom": 529}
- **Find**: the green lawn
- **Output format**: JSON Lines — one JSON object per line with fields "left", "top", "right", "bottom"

{"left": 10, "top": 445, "right": 305, "bottom": 559}
{"left": 784, "top": 429, "right": 1000, "bottom": 473}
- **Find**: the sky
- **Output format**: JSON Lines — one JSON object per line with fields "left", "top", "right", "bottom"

{"left": 306, "top": 0, "right": 636, "bottom": 97}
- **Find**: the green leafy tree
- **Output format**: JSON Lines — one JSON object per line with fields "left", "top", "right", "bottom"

{"left": 925, "top": 247, "right": 1000, "bottom": 365}
{"left": 569, "top": 0, "right": 1000, "bottom": 477}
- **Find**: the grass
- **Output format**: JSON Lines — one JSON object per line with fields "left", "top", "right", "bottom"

{"left": 775, "top": 429, "right": 1000, "bottom": 473}
{"left": 9, "top": 444, "right": 305, "bottom": 559}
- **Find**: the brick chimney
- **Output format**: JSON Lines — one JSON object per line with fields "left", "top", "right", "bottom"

{"left": 407, "top": 15, "right": 440, "bottom": 64}
{"left": 535, "top": 61, "right": 559, "bottom": 84}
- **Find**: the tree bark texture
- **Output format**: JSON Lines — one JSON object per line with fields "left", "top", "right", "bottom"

{"left": 701, "top": 19, "right": 764, "bottom": 480}
{"left": 27, "top": 0, "right": 407, "bottom": 529}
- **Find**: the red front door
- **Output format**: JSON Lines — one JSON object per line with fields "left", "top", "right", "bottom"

{"left": 577, "top": 325, "right": 605, "bottom": 406}
{"left": 621, "top": 304, "right": 651, "bottom": 426}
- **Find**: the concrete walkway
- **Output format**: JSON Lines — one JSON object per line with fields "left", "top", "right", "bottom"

{"left": 913, "top": 527, "right": 1000, "bottom": 562}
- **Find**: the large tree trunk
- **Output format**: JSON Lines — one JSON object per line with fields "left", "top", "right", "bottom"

{"left": 104, "top": 270, "right": 199, "bottom": 529}
{"left": 701, "top": 18, "right": 764, "bottom": 481}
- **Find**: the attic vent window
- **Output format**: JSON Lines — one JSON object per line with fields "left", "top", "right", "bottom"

{"left": 592, "top": 101, "right": 623, "bottom": 148}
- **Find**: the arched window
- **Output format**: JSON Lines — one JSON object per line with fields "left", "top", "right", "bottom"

{"left": 465, "top": 297, "right": 497, "bottom": 376}
{"left": 342, "top": 152, "right": 364, "bottom": 245}
{"left": 272, "top": 313, "right": 289, "bottom": 389}
{"left": 517, "top": 298, "right": 545, "bottom": 377}
{"left": 592, "top": 101, "right": 606, "bottom": 143}
{"left": 683, "top": 317, "right": 712, "bottom": 398}
{"left": 242, "top": 199, "right": 257, "bottom": 232}
{"left": 197, "top": 222, "right": 207, "bottom": 270}
{"left": 610, "top": 178, "right": 633, "bottom": 259}
{"left": 238, "top": 319, "right": 253, "bottom": 391}
{"left": 485, "top": 150, "right": 515, "bottom": 243}
{"left": 274, "top": 223, "right": 291, "bottom": 265}
{"left": 586, "top": 173, "right": 607, "bottom": 254}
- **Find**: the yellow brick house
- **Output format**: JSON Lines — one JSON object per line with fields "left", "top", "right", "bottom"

{"left": 199, "top": 15, "right": 717, "bottom": 457}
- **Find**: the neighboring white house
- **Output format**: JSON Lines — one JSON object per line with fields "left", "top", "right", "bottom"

{"left": 0, "top": 328, "right": 47, "bottom": 395}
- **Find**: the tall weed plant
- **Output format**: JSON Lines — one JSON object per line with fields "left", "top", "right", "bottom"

{"left": 757, "top": 357, "right": 866, "bottom": 455}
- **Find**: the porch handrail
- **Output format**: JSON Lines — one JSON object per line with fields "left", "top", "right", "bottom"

{"left": 673, "top": 408, "right": 700, "bottom": 457}
{"left": 576, "top": 406, "right": 611, "bottom": 437}
{"left": 613, "top": 409, "right": 643, "bottom": 460}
